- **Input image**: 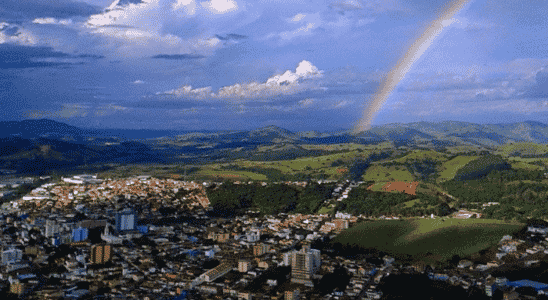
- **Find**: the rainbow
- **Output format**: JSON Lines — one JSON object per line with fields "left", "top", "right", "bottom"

{"left": 353, "top": 0, "right": 471, "bottom": 134}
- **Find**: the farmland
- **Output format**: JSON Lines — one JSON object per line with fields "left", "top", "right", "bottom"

{"left": 362, "top": 165, "right": 415, "bottom": 182}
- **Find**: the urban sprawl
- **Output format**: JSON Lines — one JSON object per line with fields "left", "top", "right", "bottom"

{"left": 1, "top": 175, "right": 548, "bottom": 299}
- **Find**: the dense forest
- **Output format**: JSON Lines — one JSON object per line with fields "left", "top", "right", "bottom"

{"left": 443, "top": 168, "right": 548, "bottom": 221}
{"left": 341, "top": 187, "right": 452, "bottom": 217}
{"left": 206, "top": 181, "right": 336, "bottom": 216}
{"left": 453, "top": 154, "right": 512, "bottom": 181}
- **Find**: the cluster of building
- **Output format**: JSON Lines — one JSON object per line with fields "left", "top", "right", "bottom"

{"left": 7, "top": 175, "right": 210, "bottom": 210}
{"left": 1, "top": 175, "right": 548, "bottom": 299}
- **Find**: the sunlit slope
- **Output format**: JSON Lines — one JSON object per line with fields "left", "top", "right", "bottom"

{"left": 496, "top": 142, "right": 548, "bottom": 157}
{"left": 437, "top": 155, "right": 479, "bottom": 182}
{"left": 362, "top": 165, "right": 415, "bottom": 183}
{"left": 334, "top": 219, "right": 523, "bottom": 262}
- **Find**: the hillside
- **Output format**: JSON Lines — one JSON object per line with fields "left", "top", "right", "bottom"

{"left": 1, "top": 119, "right": 547, "bottom": 176}
{"left": 333, "top": 219, "right": 523, "bottom": 263}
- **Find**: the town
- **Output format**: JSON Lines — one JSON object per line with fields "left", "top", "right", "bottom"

{"left": 1, "top": 174, "right": 548, "bottom": 300}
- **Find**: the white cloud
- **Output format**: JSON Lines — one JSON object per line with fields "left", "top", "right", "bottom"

{"left": 172, "top": 0, "right": 197, "bottom": 14}
{"left": 133, "top": 80, "right": 145, "bottom": 84}
{"left": 160, "top": 60, "right": 325, "bottom": 101}
{"left": 79, "top": 0, "right": 252, "bottom": 57}
{"left": 201, "top": 0, "right": 238, "bottom": 14}
{"left": 0, "top": 22, "right": 37, "bottom": 45}
{"left": 96, "top": 104, "right": 129, "bottom": 116}
{"left": 32, "top": 18, "right": 73, "bottom": 25}
{"left": 289, "top": 13, "right": 307, "bottom": 22}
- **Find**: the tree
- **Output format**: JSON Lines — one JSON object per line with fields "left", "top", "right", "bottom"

{"left": 437, "top": 202, "right": 453, "bottom": 217}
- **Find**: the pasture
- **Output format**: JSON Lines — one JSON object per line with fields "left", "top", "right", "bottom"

{"left": 437, "top": 155, "right": 479, "bottom": 182}
{"left": 333, "top": 218, "right": 523, "bottom": 263}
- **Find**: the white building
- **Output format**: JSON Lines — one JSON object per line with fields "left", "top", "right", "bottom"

{"left": 62, "top": 175, "right": 102, "bottom": 185}
{"left": 246, "top": 230, "right": 260, "bottom": 243}
{"left": 101, "top": 224, "right": 123, "bottom": 244}
{"left": 45, "top": 220, "right": 59, "bottom": 238}
{"left": 289, "top": 244, "right": 321, "bottom": 287}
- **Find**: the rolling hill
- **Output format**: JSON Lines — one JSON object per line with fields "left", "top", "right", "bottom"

{"left": 1, "top": 119, "right": 547, "bottom": 175}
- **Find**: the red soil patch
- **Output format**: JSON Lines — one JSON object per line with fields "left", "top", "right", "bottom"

{"left": 381, "top": 181, "right": 419, "bottom": 195}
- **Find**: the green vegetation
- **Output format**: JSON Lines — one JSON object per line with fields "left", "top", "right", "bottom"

{"left": 443, "top": 169, "right": 548, "bottom": 221}
{"left": 438, "top": 155, "right": 479, "bottom": 182}
{"left": 362, "top": 165, "right": 415, "bottom": 182}
{"left": 206, "top": 181, "right": 336, "bottom": 216}
{"left": 453, "top": 154, "right": 511, "bottom": 181}
{"left": 193, "top": 169, "right": 268, "bottom": 181}
{"left": 333, "top": 219, "right": 523, "bottom": 263}
{"left": 393, "top": 150, "right": 448, "bottom": 164}
{"left": 496, "top": 142, "right": 548, "bottom": 157}
{"left": 341, "top": 186, "right": 450, "bottom": 217}
{"left": 369, "top": 149, "right": 445, "bottom": 182}
{"left": 508, "top": 160, "right": 545, "bottom": 171}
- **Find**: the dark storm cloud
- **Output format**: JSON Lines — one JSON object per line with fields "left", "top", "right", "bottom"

{"left": 0, "top": 0, "right": 102, "bottom": 21}
{"left": 75, "top": 54, "right": 105, "bottom": 59}
{"left": 0, "top": 44, "right": 102, "bottom": 69}
{"left": 0, "top": 44, "right": 71, "bottom": 69}
{"left": 214, "top": 33, "right": 248, "bottom": 41}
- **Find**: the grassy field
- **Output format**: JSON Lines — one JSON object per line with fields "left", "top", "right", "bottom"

{"left": 362, "top": 165, "right": 415, "bottom": 182}
{"left": 508, "top": 160, "right": 544, "bottom": 170}
{"left": 334, "top": 218, "right": 523, "bottom": 263}
{"left": 393, "top": 150, "right": 449, "bottom": 164}
{"left": 445, "top": 145, "right": 486, "bottom": 154}
{"left": 402, "top": 199, "right": 421, "bottom": 208}
{"left": 193, "top": 170, "right": 268, "bottom": 180}
{"left": 437, "top": 155, "right": 479, "bottom": 182}
{"left": 497, "top": 142, "right": 548, "bottom": 157}
{"left": 300, "top": 143, "right": 372, "bottom": 152}
{"left": 180, "top": 149, "right": 370, "bottom": 181}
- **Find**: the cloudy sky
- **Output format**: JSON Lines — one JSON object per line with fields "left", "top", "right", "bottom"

{"left": 1, "top": 0, "right": 547, "bottom": 131}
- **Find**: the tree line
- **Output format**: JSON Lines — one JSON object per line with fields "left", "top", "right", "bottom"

{"left": 206, "top": 181, "right": 336, "bottom": 216}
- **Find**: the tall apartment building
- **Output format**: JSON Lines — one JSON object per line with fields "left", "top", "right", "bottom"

{"left": 289, "top": 244, "right": 321, "bottom": 287}
{"left": 253, "top": 243, "right": 270, "bottom": 256}
{"left": 72, "top": 227, "right": 88, "bottom": 242}
{"left": 10, "top": 280, "right": 25, "bottom": 295}
{"left": 115, "top": 209, "right": 135, "bottom": 232}
{"left": 45, "top": 220, "right": 58, "bottom": 238}
{"left": 238, "top": 260, "right": 252, "bottom": 273}
{"left": 285, "top": 289, "right": 300, "bottom": 300}
{"left": 90, "top": 244, "right": 112, "bottom": 264}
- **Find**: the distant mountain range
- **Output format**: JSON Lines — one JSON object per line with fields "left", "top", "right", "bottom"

{"left": 1, "top": 119, "right": 547, "bottom": 174}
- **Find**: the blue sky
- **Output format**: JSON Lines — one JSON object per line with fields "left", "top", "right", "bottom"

{"left": 1, "top": 0, "right": 547, "bottom": 131}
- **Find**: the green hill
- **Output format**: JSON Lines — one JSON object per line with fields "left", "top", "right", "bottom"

{"left": 333, "top": 219, "right": 523, "bottom": 263}
{"left": 438, "top": 155, "right": 479, "bottom": 182}
{"left": 393, "top": 150, "right": 448, "bottom": 164}
{"left": 453, "top": 154, "right": 511, "bottom": 181}
{"left": 362, "top": 165, "right": 415, "bottom": 182}
{"left": 497, "top": 142, "right": 548, "bottom": 157}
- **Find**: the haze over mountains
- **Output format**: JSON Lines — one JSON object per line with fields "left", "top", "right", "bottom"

{"left": 1, "top": 119, "right": 547, "bottom": 175}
